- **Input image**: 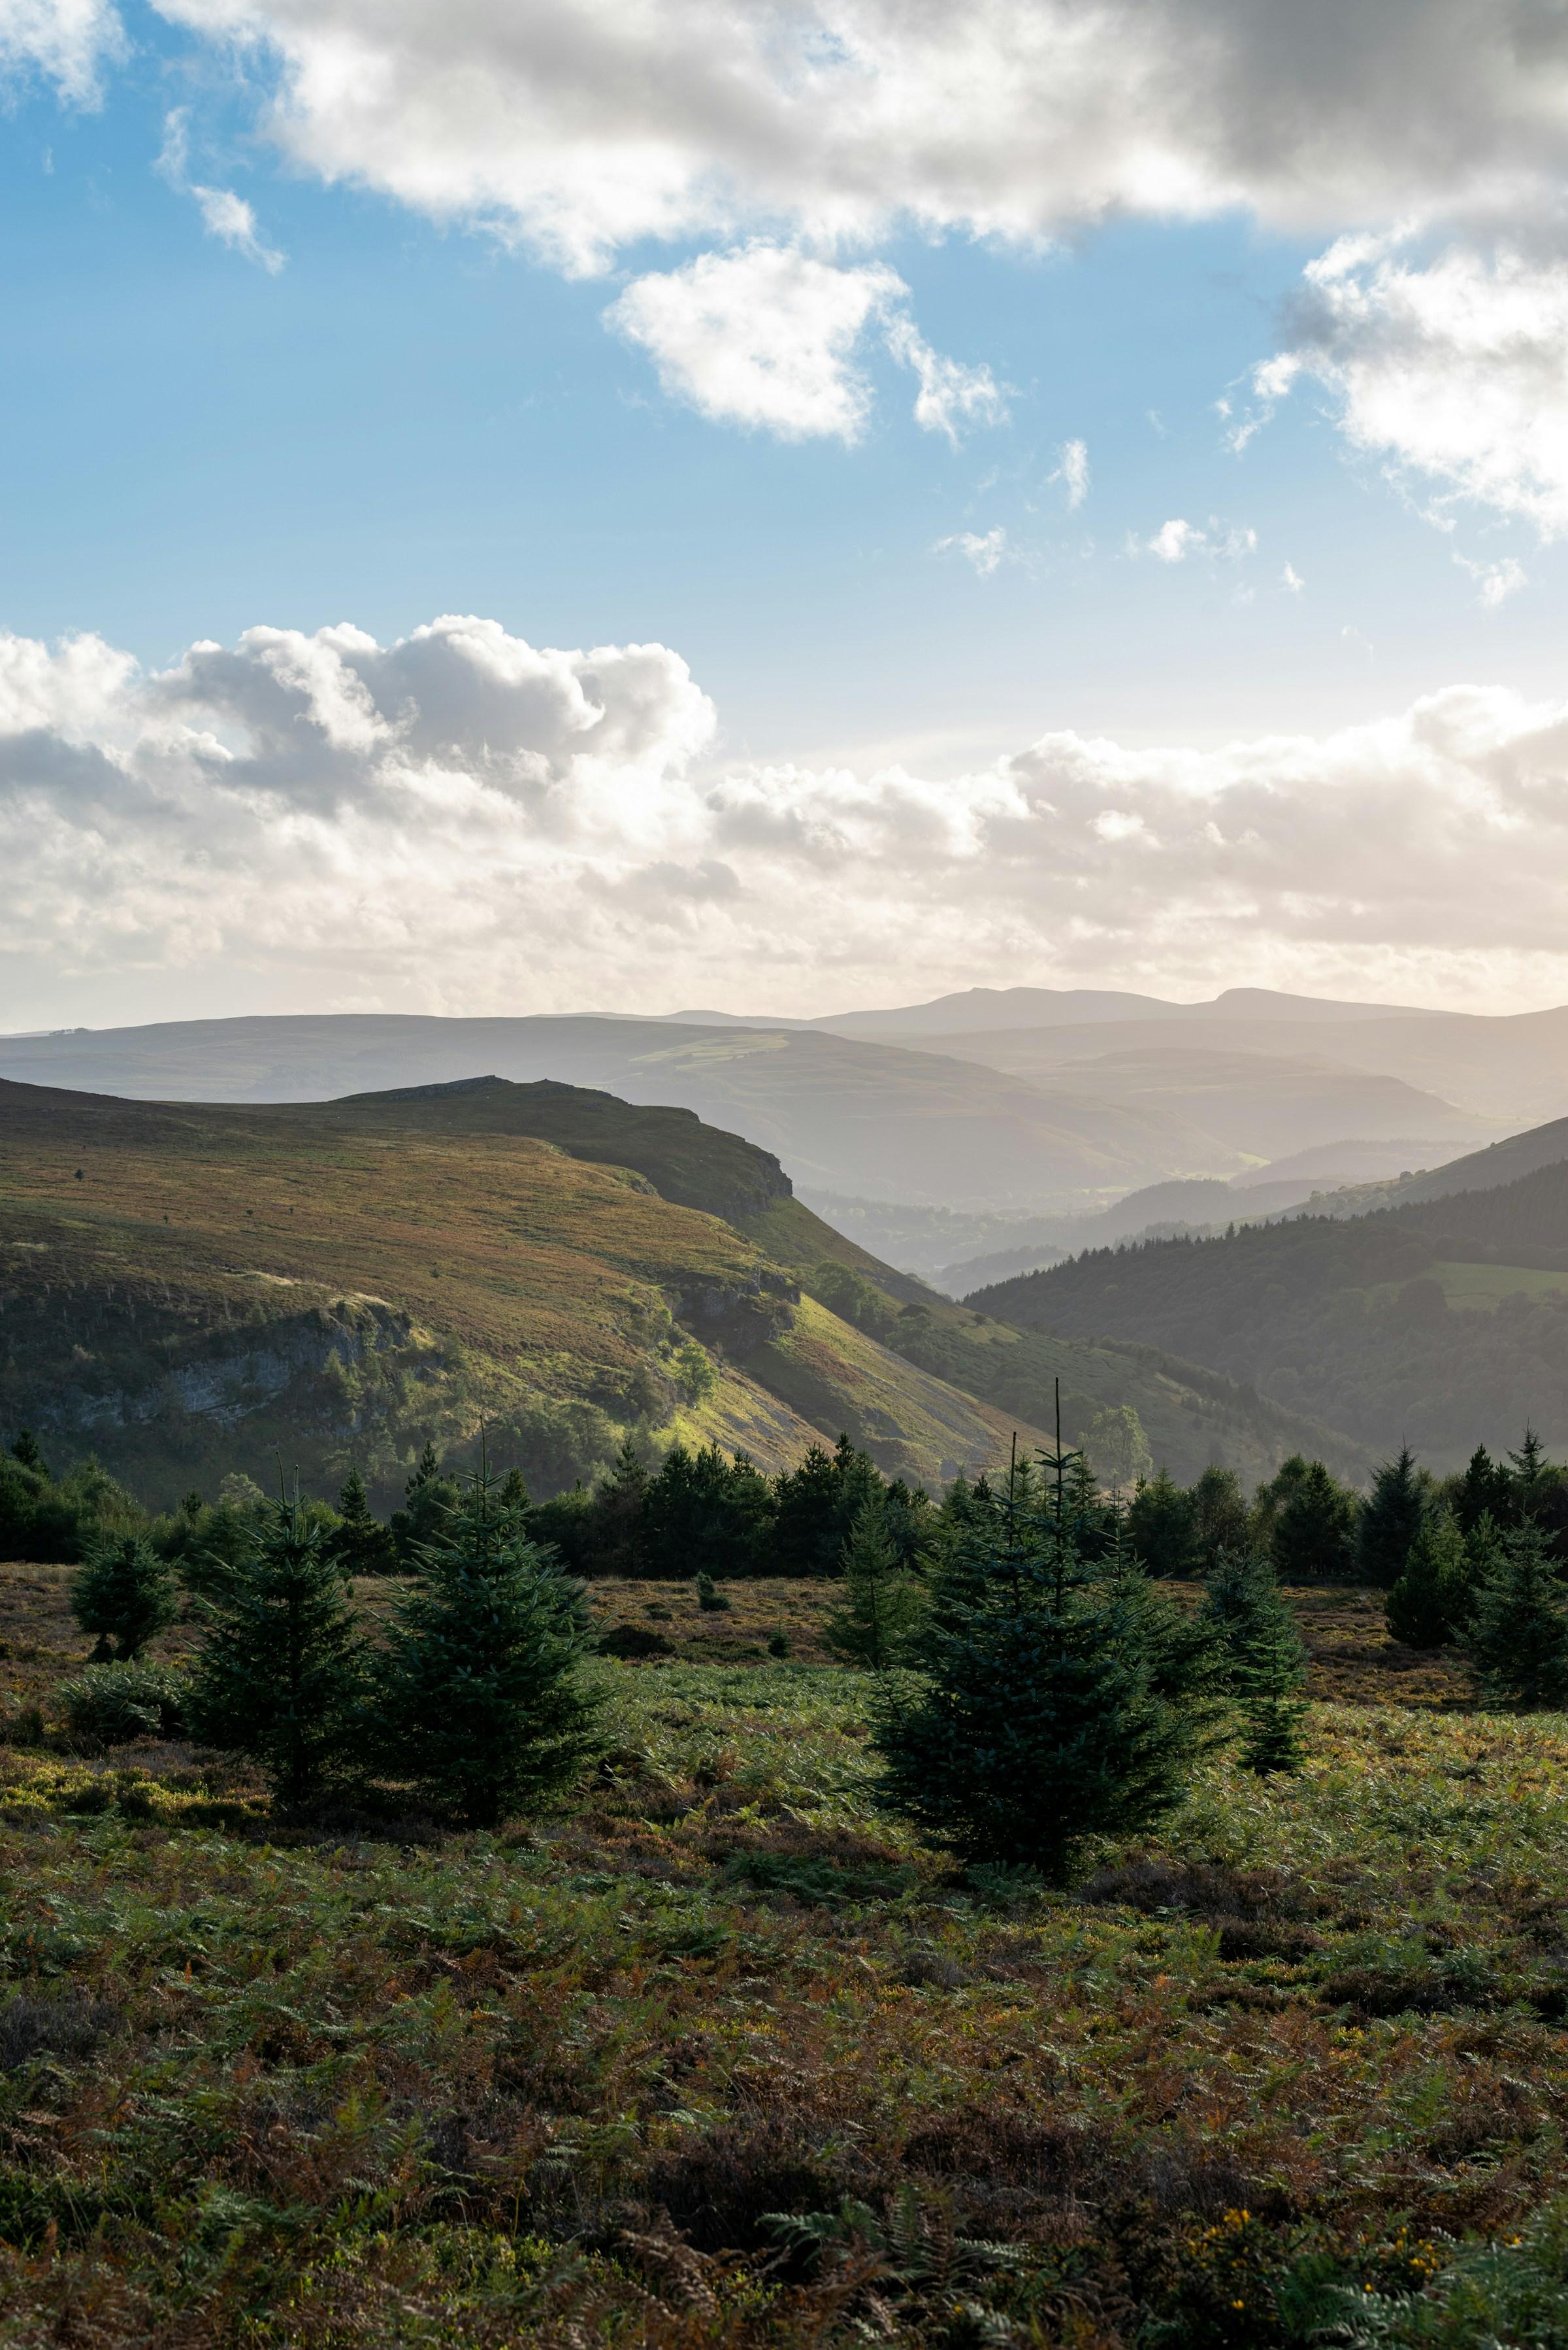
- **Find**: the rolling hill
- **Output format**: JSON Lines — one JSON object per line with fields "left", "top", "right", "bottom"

{"left": 972, "top": 1132, "right": 1568, "bottom": 1466}
{"left": 0, "top": 1072, "right": 1367, "bottom": 1504}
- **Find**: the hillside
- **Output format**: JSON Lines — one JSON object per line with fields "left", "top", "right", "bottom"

{"left": 973, "top": 1145, "right": 1568, "bottom": 1465}
{"left": 0, "top": 1072, "right": 1368, "bottom": 1502}
{"left": 0, "top": 1073, "right": 1043, "bottom": 1503}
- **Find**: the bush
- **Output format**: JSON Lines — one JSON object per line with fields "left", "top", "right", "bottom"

{"left": 57, "top": 1662, "right": 188, "bottom": 1747}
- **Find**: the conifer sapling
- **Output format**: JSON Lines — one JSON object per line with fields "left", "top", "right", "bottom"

{"left": 70, "top": 1533, "right": 179, "bottom": 1661}
{"left": 377, "top": 1465, "right": 601, "bottom": 1827}
{"left": 188, "top": 1487, "right": 368, "bottom": 1813}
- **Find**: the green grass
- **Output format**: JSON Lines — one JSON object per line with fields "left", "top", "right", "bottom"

{"left": 3, "top": 1566, "right": 1568, "bottom": 2344}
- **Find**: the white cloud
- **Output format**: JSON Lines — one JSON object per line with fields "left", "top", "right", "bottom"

{"left": 882, "top": 315, "right": 1007, "bottom": 442}
{"left": 150, "top": 1, "right": 1568, "bottom": 277}
{"left": 0, "top": 0, "right": 122, "bottom": 103}
{"left": 606, "top": 246, "right": 900, "bottom": 441}
{"left": 157, "top": 108, "right": 286, "bottom": 272}
{"left": 606, "top": 242, "right": 1003, "bottom": 442}
{"left": 1248, "top": 237, "right": 1568, "bottom": 540}
{"left": 936, "top": 528, "right": 1009, "bottom": 576}
{"left": 1141, "top": 516, "right": 1256, "bottom": 563}
{"left": 11, "top": 610, "right": 1568, "bottom": 1017}
{"left": 1281, "top": 562, "right": 1305, "bottom": 592}
{"left": 1052, "top": 439, "right": 1090, "bottom": 508}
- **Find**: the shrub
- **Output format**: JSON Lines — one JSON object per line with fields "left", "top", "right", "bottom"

{"left": 57, "top": 1661, "right": 188, "bottom": 1747}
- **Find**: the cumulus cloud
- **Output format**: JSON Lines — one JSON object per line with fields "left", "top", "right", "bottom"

{"left": 150, "top": 0, "right": 1568, "bottom": 276}
{"left": 157, "top": 108, "right": 286, "bottom": 272}
{"left": 0, "top": 0, "right": 122, "bottom": 103}
{"left": 1240, "top": 235, "right": 1568, "bottom": 550}
{"left": 606, "top": 244, "right": 1002, "bottom": 442}
{"left": 9, "top": 610, "right": 1568, "bottom": 1016}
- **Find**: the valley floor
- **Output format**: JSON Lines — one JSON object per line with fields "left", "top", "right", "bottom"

{"left": 0, "top": 1569, "right": 1563, "bottom": 2345}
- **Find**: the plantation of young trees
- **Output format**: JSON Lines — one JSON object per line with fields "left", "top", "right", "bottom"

{"left": 14, "top": 1408, "right": 1568, "bottom": 1848}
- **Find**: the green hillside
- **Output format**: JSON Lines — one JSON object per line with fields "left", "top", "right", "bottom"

{"left": 0, "top": 1072, "right": 1363, "bottom": 1503}
{"left": 0, "top": 1074, "right": 1034, "bottom": 1503}
{"left": 974, "top": 1148, "right": 1568, "bottom": 1465}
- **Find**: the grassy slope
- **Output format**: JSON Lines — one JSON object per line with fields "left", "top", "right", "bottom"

{"left": 1, "top": 1567, "right": 1566, "bottom": 2345}
{"left": 0, "top": 1078, "right": 1025, "bottom": 1502}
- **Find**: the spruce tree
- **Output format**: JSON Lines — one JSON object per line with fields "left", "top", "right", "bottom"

{"left": 331, "top": 1468, "right": 399, "bottom": 1578}
{"left": 587, "top": 1440, "right": 648, "bottom": 1576}
{"left": 70, "top": 1534, "right": 179, "bottom": 1661}
{"left": 188, "top": 1489, "right": 368, "bottom": 1813}
{"left": 824, "top": 1497, "right": 927, "bottom": 1669}
{"left": 10, "top": 1431, "right": 49, "bottom": 1478}
{"left": 389, "top": 1442, "right": 459, "bottom": 1563}
{"left": 1358, "top": 1445, "right": 1428, "bottom": 1587}
{"left": 1386, "top": 1508, "right": 1467, "bottom": 1648}
{"left": 1452, "top": 1445, "right": 1512, "bottom": 1536}
{"left": 1192, "top": 1465, "right": 1250, "bottom": 1569}
{"left": 376, "top": 1467, "right": 601, "bottom": 1827}
{"left": 773, "top": 1434, "right": 882, "bottom": 1576}
{"left": 1464, "top": 1523, "right": 1568, "bottom": 1710}
{"left": 1198, "top": 1549, "right": 1309, "bottom": 1774}
{"left": 1269, "top": 1460, "right": 1358, "bottom": 1583}
{"left": 873, "top": 1458, "right": 1216, "bottom": 1879}
{"left": 1126, "top": 1468, "right": 1200, "bottom": 1578}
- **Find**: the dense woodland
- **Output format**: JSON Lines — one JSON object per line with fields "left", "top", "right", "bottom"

{"left": 975, "top": 1157, "right": 1568, "bottom": 1460}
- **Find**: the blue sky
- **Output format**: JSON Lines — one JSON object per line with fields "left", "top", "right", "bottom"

{"left": 5, "top": 0, "right": 1568, "bottom": 1023}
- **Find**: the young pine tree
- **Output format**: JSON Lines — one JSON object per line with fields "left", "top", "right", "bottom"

{"left": 1269, "top": 1460, "right": 1358, "bottom": 1583}
{"left": 70, "top": 1533, "right": 179, "bottom": 1661}
{"left": 1464, "top": 1522, "right": 1568, "bottom": 1711}
{"left": 824, "top": 1497, "right": 928, "bottom": 1670}
{"left": 389, "top": 1442, "right": 459, "bottom": 1564}
{"left": 188, "top": 1489, "right": 368, "bottom": 1813}
{"left": 1358, "top": 1445, "right": 1428, "bottom": 1587}
{"left": 1386, "top": 1508, "right": 1467, "bottom": 1649}
{"left": 1125, "top": 1468, "right": 1200, "bottom": 1579}
{"left": 331, "top": 1468, "right": 399, "bottom": 1578}
{"left": 873, "top": 1457, "right": 1216, "bottom": 1879}
{"left": 376, "top": 1467, "right": 601, "bottom": 1827}
{"left": 1198, "top": 1549, "right": 1309, "bottom": 1776}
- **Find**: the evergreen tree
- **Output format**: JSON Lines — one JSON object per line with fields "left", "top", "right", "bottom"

{"left": 1450, "top": 1445, "right": 1513, "bottom": 1537}
{"left": 1386, "top": 1508, "right": 1467, "bottom": 1648}
{"left": 773, "top": 1434, "right": 881, "bottom": 1576}
{"left": 1192, "top": 1465, "right": 1250, "bottom": 1570}
{"left": 331, "top": 1468, "right": 399, "bottom": 1578}
{"left": 1269, "top": 1459, "right": 1358, "bottom": 1583}
{"left": 1126, "top": 1468, "right": 1200, "bottom": 1578}
{"left": 586, "top": 1440, "right": 649, "bottom": 1576}
{"left": 824, "top": 1497, "right": 928, "bottom": 1669}
{"left": 188, "top": 1489, "right": 368, "bottom": 1813}
{"left": 1465, "top": 1523, "right": 1568, "bottom": 1711}
{"left": 1509, "top": 1425, "right": 1549, "bottom": 1512}
{"left": 1458, "top": 1511, "right": 1507, "bottom": 1627}
{"left": 1358, "top": 1444, "right": 1428, "bottom": 1587}
{"left": 70, "top": 1534, "right": 179, "bottom": 1661}
{"left": 1198, "top": 1549, "right": 1308, "bottom": 1776}
{"left": 880, "top": 1477, "right": 935, "bottom": 1573}
{"left": 10, "top": 1430, "right": 48, "bottom": 1478}
{"left": 376, "top": 1467, "right": 601, "bottom": 1827}
{"left": 872, "top": 1460, "right": 1217, "bottom": 1879}
{"left": 642, "top": 1442, "right": 774, "bottom": 1578}
{"left": 389, "top": 1442, "right": 459, "bottom": 1563}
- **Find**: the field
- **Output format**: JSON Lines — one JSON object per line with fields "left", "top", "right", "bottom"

{"left": 5, "top": 1564, "right": 1566, "bottom": 2345}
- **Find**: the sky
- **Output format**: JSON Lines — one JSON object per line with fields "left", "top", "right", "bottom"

{"left": 5, "top": 0, "right": 1568, "bottom": 1025}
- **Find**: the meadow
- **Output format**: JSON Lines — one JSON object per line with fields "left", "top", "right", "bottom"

{"left": 2, "top": 1566, "right": 1567, "bottom": 2345}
